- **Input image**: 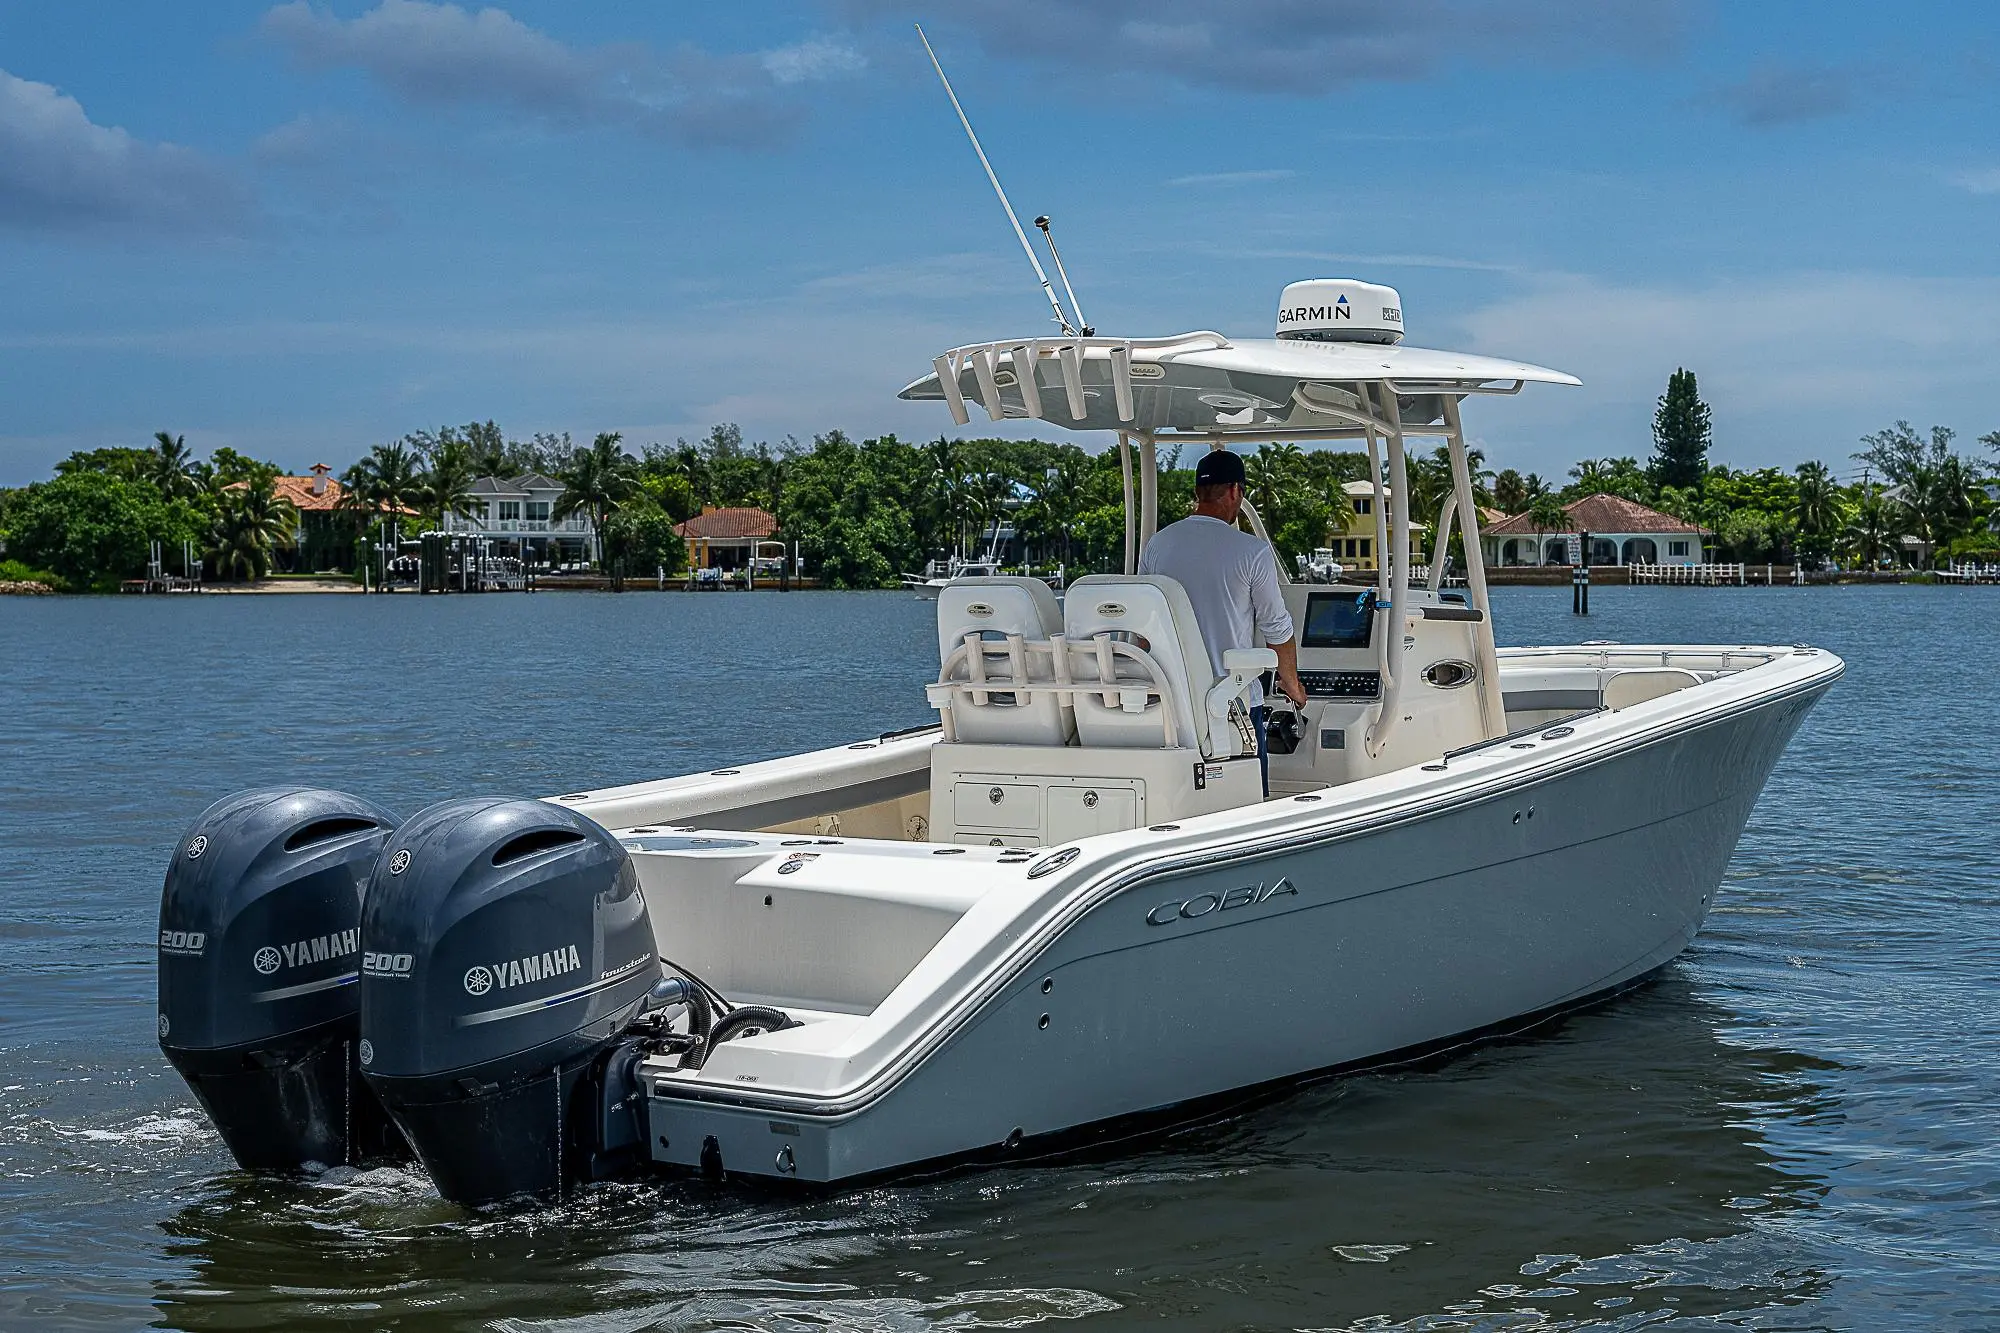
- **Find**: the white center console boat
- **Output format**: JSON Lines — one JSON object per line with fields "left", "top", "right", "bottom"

{"left": 156, "top": 279, "right": 1841, "bottom": 1206}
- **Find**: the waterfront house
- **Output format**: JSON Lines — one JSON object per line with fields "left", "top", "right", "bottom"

{"left": 1482, "top": 494, "right": 1708, "bottom": 566}
{"left": 229, "top": 463, "right": 406, "bottom": 573}
{"left": 1324, "top": 479, "right": 1426, "bottom": 573}
{"left": 675, "top": 505, "right": 782, "bottom": 573}
{"left": 440, "top": 474, "right": 598, "bottom": 568}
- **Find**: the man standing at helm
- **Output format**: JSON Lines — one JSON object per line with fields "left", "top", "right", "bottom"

{"left": 1139, "top": 449, "right": 1308, "bottom": 792}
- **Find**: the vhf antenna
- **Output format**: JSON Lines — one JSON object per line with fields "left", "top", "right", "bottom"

{"left": 916, "top": 24, "right": 1080, "bottom": 337}
{"left": 1034, "top": 214, "right": 1092, "bottom": 337}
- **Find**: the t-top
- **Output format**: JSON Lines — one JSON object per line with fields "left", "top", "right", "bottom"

{"left": 1138, "top": 515, "right": 1295, "bottom": 705}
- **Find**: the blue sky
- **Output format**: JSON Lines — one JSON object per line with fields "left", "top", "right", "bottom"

{"left": 2, "top": 1, "right": 1996, "bottom": 486}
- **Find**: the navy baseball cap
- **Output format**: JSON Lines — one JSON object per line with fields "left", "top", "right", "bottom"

{"left": 1194, "top": 450, "right": 1246, "bottom": 487}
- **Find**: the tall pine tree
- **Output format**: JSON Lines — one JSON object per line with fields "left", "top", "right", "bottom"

{"left": 1649, "top": 368, "right": 1712, "bottom": 491}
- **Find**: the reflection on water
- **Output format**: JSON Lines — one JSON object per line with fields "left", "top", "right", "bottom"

{"left": 150, "top": 981, "right": 1835, "bottom": 1330}
{"left": 2, "top": 587, "right": 1994, "bottom": 1329}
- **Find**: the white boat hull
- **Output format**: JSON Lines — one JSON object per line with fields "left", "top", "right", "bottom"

{"left": 620, "top": 650, "right": 1833, "bottom": 1182}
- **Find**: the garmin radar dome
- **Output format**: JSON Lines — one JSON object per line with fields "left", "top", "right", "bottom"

{"left": 1275, "top": 278, "right": 1404, "bottom": 345}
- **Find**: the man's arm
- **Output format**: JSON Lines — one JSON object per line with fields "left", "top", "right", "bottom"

{"left": 1247, "top": 543, "right": 1308, "bottom": 708}
{"left": 1271, "top": 637, "right": 1306, "bottom": 709}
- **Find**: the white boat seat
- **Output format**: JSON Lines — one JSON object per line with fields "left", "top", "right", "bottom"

{"left": 1062, "top": 575, "right": 1265, "bottom": 758}
{"left": 931, "top": 577, "right": 1073, "bottom": 746}
{"left": 1603, "top": 667, "right": 1704, "bottom": 710}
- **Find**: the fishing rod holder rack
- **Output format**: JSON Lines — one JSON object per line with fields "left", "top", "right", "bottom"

{"left": 932, "top": 332, "right": 1230, "bottom": 426}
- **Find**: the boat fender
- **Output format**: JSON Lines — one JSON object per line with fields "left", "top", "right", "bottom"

{"left": 156, "top": 786, "right": 407, "bottom": 1173}
{"left": 356, "top": 797, "right": 662, "bottom": 1206}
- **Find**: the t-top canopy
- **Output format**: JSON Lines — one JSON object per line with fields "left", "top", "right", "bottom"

{"left": 899, "top": 331, "right": 1579, "bottom": 438}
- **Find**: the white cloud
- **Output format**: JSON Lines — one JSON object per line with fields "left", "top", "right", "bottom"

{"left": 261, "top": 1, "right": 864, "bottom": 149}
{"left": 1449, "top": 270, "right": 2000, "bottom": 471}
{"left": 761, "top": 37, "right": 866, "bottom": 86}
{"left": 250, "top": 112, "right": 354, "bottom": 167}
{"left": 1165, "top": 169, "right": 1297, "bottom": 188}
{"left": 858, "top": 1, "right": 1687, "bottom": 95}
{"left": 0, "top": 68, "right": 246, "bottom": 233}
{"left": 1707, "top": 63, "right": 1863, "bottom": 128}
{"left": 1230, "top": 246, "right": 1516, "bottom": 273}
{"left": 1949, "top": 167, "right": 2000, "bottom": 196}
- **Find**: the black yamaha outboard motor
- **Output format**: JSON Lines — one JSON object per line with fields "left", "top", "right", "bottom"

{"left": 157, "top": 787, "right": 407, "bottom": 1171}
{"left": 358, "top": 797, "right": 663, "bottom": 1207}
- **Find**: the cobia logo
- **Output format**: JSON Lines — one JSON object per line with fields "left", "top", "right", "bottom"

{"left": 1145, "top": 876, "right": 1298, "bottom": 926}
{"left": 464, "top": 945, "right": 583, "bottom": 996}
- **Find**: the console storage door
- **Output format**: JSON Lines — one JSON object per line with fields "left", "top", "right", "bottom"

{"left": 953, "top": 781, "right": 1040, "bottom": 832}
{"left": 1046, "top": 782, "right": 1142, "bottom": 842}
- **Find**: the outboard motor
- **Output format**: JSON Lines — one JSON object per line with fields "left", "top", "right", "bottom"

{"left": 358, "top": 798, "right": 662, "bottom": 1207}
{"left": 157, "top": 787, "right": 406, "bottom": 1172}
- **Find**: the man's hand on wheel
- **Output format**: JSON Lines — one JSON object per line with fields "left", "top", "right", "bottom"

{"left": 1278, "top": 672, "right": 1308, "bottom": 709}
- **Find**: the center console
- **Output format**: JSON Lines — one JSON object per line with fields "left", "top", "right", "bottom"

{"left": 1267, "top": 582, "right": 1489, "bottom": 788}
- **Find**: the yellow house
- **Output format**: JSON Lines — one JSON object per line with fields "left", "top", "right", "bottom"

{"left": 1325, "top": 480, "right": 1424, "bottom": 573}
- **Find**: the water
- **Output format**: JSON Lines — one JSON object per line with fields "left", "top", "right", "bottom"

{"left": 1, "top": 586, "right": 1994, "bottom": 1331}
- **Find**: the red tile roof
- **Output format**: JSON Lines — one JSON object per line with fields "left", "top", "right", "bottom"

{"left": 226, "top": 476, "right": 415, "bottom": 515}
{"left": 675, "top": 506, "right": 777, "bottom": 540}
{"left": 1484, "top": 493, "right": 1706, "bottom": 536}
{"left": 272, "top": 475, "right": 345, "bottom": 512}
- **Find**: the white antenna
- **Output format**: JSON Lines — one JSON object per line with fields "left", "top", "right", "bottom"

{"left": 1034, "top": 214, "right": 1092, "bottom": 337}
{"left": 915, "top": 24, "right": 1078, "bottom": 336}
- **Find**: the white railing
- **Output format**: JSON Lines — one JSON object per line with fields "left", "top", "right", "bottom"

{"left": 443, "top": 517, "right": 593, "bottom": 535}
{"left": 1944, "top": 562, "right": 2000, "bottom": 583}
{"left": 1629, "top": 561, "right": 1746, "bottom": 586}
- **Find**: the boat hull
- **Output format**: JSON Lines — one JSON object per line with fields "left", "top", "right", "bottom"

{"left": 643, "top": 671, "right": 1825, "bottom": 1182}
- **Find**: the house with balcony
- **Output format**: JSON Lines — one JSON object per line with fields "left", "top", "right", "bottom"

{"left": 1323, "top": 479, "right": 1425, "bottom": 573}
{"left": 1481, "top": 494, "right": 1707, "bottom": 567}
{"left": 440, "top": 474, "right": 597, "bottom": 567}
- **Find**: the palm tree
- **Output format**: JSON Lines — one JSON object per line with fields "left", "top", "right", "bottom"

{"left": 966, "top": 470, "right": 1016, "bottom": 560}
{"left": 1527, "top": 492, "right": 1569, "bottom": 565}
{"left": 1792, "top": 461, "right": 1839, "bottom": 564}
{"left": 919, "top": 436, "right": 966, "bottom": 557}
{"left": 1840, "top": 483, "right": 1900, "bottom": 569}
{"left": 338, "top": 442, "right": 424, "bottom": 580}
{"left": 1031, "top": 450, "right": 1091, "bottom": 566}
{"left": 1243, "top": 447, "right": 1299, "bottom": 526}
{"left": 151, "top": 431, "right": 200, "bottom": 501}
{"left": 674, "top": 443, "right": 707, "bottom": 509}
{"left": 417, "top": 436, "right": 481, "bottom": 530}
{"left": 555, "top": 432, "right": 640, "bottom": 572}
{"left": 207, "top": 480, "right": 297, "bottom": 581}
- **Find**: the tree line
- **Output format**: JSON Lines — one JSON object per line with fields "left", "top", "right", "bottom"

{"left": 3, "top": 370, "right": 1996, "bottom": 591}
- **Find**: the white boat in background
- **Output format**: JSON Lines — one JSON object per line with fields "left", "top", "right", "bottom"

{"left": 1296, "top": 548, "right": 1346, "bottom": 582}
{"left": 156, "top": 272, "right": 1841, "bottom": 1205}
{"left": 900, "top": 554, "right": 999, "bottom": 599}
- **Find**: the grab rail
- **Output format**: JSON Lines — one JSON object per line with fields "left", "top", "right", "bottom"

{"left": 929, "top": 633, "right": 1187, "bottom": 749}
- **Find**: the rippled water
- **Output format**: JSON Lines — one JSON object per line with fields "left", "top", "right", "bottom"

{"left": 1, "top": 586, "right": 1994, "bottom": 1330}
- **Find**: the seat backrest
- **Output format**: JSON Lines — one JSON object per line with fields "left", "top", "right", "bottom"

{"left": 935, "top": 577, "right": 1072, "bottom": 746}
{"left": 1062, "top": 575, "right": 1212, "bottom": 752}
{"left": 936, "top": 576, "right": 1062, "bottom": 660}
{"left": 1602, "top": 666, "right": 1703, "bottom": 710}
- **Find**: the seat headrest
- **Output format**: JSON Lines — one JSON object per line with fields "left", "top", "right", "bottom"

{"left": 936, "top": 576, "right": 1063, "bottom": 663}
